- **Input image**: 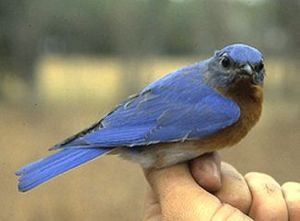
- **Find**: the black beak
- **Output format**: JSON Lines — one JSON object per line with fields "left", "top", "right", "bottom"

{"left": 237, "top": 63, "right": 264, "bottom": 85}
{"left": 239, "top": 64, "right": 253, "bottom": 76}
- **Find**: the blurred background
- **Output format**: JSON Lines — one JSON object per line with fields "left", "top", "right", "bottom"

{"left": 1, "top": 0, "right": 299, "bottom": 220}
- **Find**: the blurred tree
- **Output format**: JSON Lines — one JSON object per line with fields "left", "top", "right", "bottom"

{"left": 9, "top": 2, "right": 40, "bottom": 88}
{"left": 0, "top": 0, "right": 44, "bottom": 99}
{"left": 0, "top": 0, "right": 299, "bottom": 100}
{"left": 273, "top": 0, "right": 299, "bottom": 56}
{"left": 108, "top": 0, "right": 169, "bottom": 97}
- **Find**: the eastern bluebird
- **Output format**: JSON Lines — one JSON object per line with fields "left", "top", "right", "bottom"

{"left": 16, "top": 43, "right": 265, "bottom": 192}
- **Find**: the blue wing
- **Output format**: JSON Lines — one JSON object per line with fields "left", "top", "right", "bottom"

{"left": 56, "top": 61, "right": 240, "bottom": 149}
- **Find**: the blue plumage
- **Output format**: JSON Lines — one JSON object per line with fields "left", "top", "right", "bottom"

{"left": 16, "top": 43, "right": 265, "bottom": 192}
{"left": 17, "top": 148, "right": 110, "bottom": 192}
{"left": 64, "top": 62, "right": 240, "bottom": 148}
{"left": 220, "top": 44, "right": 263, "bottom": 64}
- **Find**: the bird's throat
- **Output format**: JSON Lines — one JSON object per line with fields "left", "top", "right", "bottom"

{"left": 212, "top": 79, "right": 263, "bottom": 147}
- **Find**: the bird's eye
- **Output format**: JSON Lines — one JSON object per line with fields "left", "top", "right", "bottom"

{"left": 255, "top": 62, "right": 264, "bottom": 72}
{"left": 220, "top": 56, "right": 231, "bottom": 68}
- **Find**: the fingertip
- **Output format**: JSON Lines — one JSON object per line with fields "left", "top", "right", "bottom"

{"left": 282, "top": 182, "right": 300, "bottom": 221}
{"left": 245, "top": 172, "right": 288, "bottom": 221}
{"left": 282, "top": 181, "right": 300, "bottom": 190}
{"left": 190, "top": 152, "right": 222, "bottom": 192}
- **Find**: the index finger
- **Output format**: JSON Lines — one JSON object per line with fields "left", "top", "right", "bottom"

{"left": 144, "top": 162, "right": 253, "bottom": 221}
{"left": 145, "top": 163, "right": 221, "bottom": 219}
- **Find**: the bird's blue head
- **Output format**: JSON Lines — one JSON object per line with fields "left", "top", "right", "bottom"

{"left": 206, "top": 44, "right": 265, "bottom": 88}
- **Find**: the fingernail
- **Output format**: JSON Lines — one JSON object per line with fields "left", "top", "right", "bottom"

{"left": 211, "top": 161, "right": 221, "bottom": 185}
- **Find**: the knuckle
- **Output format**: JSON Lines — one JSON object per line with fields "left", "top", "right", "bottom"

{"left": 245, "top": 172, "right": 272, "bottom": 181}
{"left": 245, "top": 172, "right": 281, "bottom": 191}
{"left": 282, "top": 181, "right": 300, "bottom": 190}
{"left": 212, "top": 203, "right": 252, "bottom": 221}
{"left": 282, "top": 182, "right": 300, "bottom": 206}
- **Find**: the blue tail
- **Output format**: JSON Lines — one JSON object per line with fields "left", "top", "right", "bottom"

{"left": 16, "top": 148, "right": 110, "bottom": 192}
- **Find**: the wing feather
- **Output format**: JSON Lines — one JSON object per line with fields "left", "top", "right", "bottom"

{"left": 54, "top": 62, "right": 240, "bottom": 149}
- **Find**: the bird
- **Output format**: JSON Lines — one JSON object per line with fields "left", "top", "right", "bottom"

{"left": 16, "top": 43, "right": 265, "bottom": 192}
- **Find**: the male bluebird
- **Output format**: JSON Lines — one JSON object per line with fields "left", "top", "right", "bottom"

{"left": 16, "top": 43, "right": 265, "bottom": 192}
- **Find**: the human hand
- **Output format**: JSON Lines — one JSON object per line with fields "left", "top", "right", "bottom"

{"left": 143, "top": 152, "right": 300, "bottom": 221}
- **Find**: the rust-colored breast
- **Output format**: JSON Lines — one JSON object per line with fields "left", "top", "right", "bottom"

{"left": 193, "top": 79, "right": 263, "bottom": 151}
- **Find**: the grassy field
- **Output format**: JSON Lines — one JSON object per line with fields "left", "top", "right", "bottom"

{"left": 1, "top": 56, "right": 299, "bottom": 221}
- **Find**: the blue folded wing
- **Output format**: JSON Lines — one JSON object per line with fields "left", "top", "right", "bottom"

{"left": 57, "top": 62, "right": 240, "bottom": 149}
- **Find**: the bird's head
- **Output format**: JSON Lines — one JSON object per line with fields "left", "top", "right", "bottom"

{"left": 206, "top": 44, "right": 265, "bottom": 88}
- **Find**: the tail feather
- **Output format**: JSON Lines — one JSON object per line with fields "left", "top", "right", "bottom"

{"left": 16, "top": 148, "right": 110, "bottom": 192}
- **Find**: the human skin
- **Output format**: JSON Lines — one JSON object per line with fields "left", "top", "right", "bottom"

{"left": 143, "top": 152, "right": 300, "bottom": 221}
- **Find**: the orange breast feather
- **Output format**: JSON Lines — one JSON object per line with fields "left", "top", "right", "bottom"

{"left": 194, "top": 79, "right": 263, "bottom": 151}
